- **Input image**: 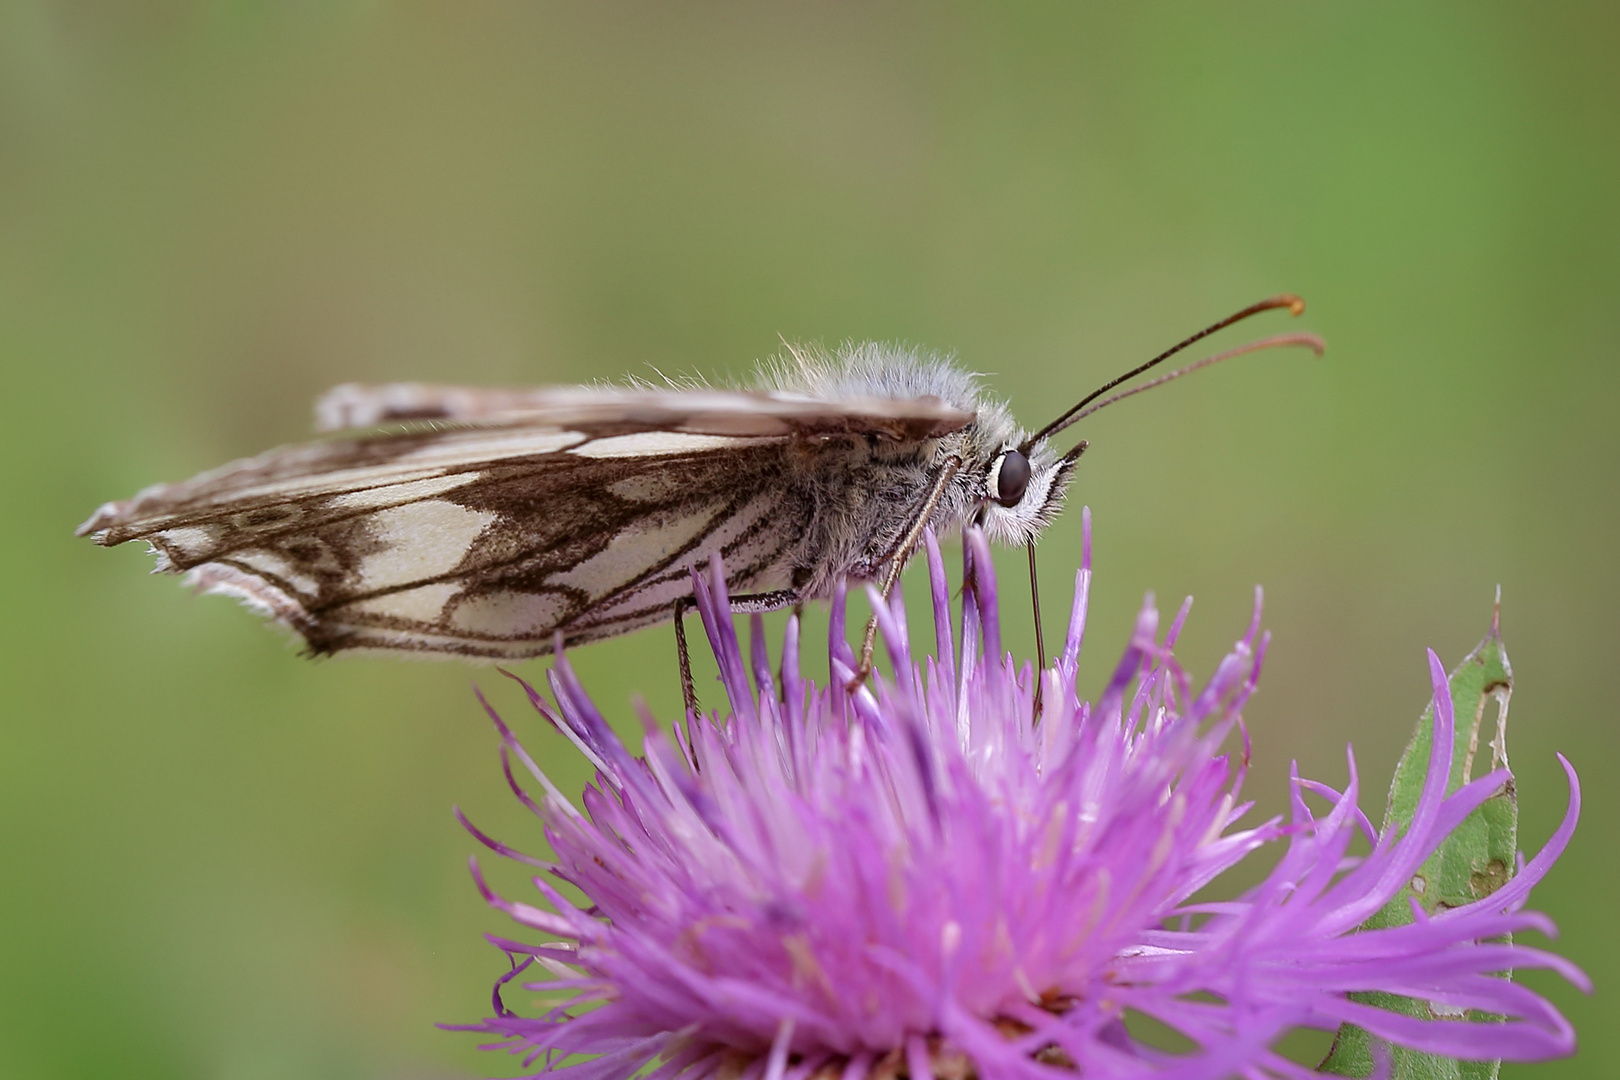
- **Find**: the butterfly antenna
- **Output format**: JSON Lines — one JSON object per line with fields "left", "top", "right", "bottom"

{"left": 1055, "top": 332, "right": 1325, "bottom": 431}
{"left": 1023, "top": 294, "right": 1309, "bottom": 451}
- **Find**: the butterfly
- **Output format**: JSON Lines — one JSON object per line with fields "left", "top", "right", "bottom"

{"left": 78, "top": 295, "right": 1321, "bottom": 704}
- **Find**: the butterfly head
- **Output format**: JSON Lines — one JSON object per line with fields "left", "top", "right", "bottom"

{"left": 975, "top": 435, "right": 1085, "bottom": 547}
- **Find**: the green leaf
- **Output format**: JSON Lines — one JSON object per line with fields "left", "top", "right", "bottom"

{"left": 1318, "top": 600, "right": 1517, "bottom": 1079}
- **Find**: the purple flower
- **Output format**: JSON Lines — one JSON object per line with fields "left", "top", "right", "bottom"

{"left": 456, "top": 512, "right": 1585, "bottom": 1080}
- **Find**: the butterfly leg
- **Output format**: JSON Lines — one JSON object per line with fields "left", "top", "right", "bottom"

{"left": 674, "top": 597, "right": 701, "bottom": 723}
{"left": 673, "top": 589, "right": 801, "bottom": 722}
{"left": 849, "top": 455, "right": 964, "bottom": 691}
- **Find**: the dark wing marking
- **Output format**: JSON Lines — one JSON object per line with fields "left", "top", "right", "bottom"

{"left": 314, "top": 382, "right": 972, "bottom": 441}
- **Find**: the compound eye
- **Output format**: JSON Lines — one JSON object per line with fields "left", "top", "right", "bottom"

{"left": 991, "top": 449, "right": 1031, "bottom": 507}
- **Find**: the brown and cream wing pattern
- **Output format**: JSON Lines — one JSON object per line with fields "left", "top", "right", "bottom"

{"left": 79, "top": 429, "right": 802, "bottom": 658}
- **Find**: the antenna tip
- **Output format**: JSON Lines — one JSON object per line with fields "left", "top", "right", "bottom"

{"left": 1283, "top": 294, "right": 1306, "bottom": 317}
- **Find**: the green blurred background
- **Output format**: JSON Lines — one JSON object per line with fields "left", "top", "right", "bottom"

{"left": 2, "top": 3, "right": 1615, "bottom": 1077}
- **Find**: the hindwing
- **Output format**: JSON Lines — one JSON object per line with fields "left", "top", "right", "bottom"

{"left": 83, "top": 428, "right": 808, "bottom": 657}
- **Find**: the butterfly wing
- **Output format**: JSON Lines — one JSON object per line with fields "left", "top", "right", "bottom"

{"left": 79, "top": 386, "right": 972, "bottom": 659}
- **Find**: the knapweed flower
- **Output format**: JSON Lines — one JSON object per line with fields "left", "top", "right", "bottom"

{"left": 456, "top": 515, "right": 1584, "bottom": 1080}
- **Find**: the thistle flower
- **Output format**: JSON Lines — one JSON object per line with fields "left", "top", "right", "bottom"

{"left": 456, "top": 513, "right": 1584, "bottom": 1080}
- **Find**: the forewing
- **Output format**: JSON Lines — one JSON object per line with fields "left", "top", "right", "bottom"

{"left": 79, "top": 425, "right": 807, "bottom": 659}
{"left": 314, "top": 381, "right": 973, "bottom": 441}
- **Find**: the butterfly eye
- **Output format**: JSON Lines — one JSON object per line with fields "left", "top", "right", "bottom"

{"left": 991, "top": 449, "right": 1031, "bottom": 507}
